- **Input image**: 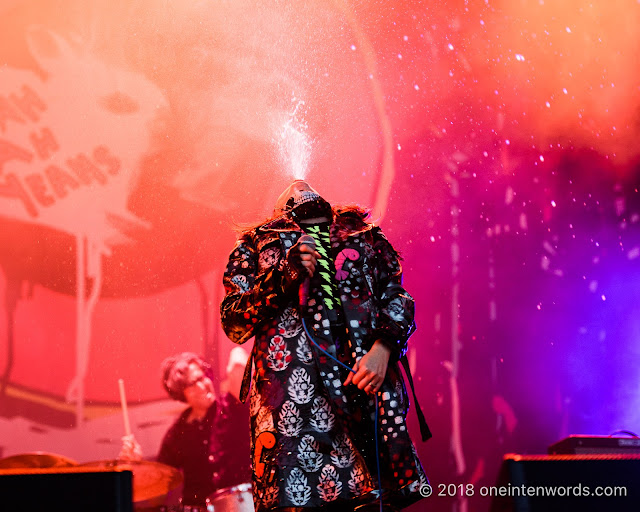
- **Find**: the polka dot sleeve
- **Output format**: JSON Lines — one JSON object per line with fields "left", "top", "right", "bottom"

{"left": 220, "top": 233, "right": 291, "bottom": 344}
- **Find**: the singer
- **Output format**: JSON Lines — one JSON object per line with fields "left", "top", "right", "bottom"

{"left": 220, "top": 180, "right": 429, "bottom": 512}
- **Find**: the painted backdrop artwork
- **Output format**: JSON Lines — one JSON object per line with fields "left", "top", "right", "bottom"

{"left": 0, "top": 0, "right": 394, "bottom": 465}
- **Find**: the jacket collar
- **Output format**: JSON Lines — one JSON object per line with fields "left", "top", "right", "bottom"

{"left": 256, "top": 214, "right": 301, "bottom": 233}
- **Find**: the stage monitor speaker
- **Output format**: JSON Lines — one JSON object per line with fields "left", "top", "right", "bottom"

{"left": 0, "top": 467, "right": 133, "bottom": 512}
{"left": 489, "top": 454, "right": 640, "bottom": 512}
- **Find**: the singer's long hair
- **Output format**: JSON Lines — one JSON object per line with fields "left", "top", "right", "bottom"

{"left": 233, "top": 203, "right": 372, "bottom": 234}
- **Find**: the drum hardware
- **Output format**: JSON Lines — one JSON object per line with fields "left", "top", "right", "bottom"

{"left": 0, "top": 451, "right": 78, "bottom": 468}
{"left": 207, "top": 482, "right": 254, "bottom": 512}
{"left": 80, "top": 459, "right": 183, "bottom": 507}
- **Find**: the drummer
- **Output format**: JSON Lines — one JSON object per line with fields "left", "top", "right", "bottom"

{"left": 121, "top": 349, "right": 252, "bottom": 510}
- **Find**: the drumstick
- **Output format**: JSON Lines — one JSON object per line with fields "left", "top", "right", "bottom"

{"left": 118, "top": 378, "right": 132, "bottom": 437}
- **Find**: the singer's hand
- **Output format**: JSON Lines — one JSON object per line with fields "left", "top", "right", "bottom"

{"left": 344, "top": 340, "right": 391, "bottom": 394}
{"left": 283, "top": 238, "right": 321, "bottom": 291}
{"left": 297, "top": 242, "right": 320, "bottom": 277}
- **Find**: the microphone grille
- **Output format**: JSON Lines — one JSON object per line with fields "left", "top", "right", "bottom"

{"left": 298, "top": 234, "right": 316, "bottom": 249}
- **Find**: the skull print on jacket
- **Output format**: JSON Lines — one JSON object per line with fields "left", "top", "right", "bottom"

{"left": 221, "top": 206, "right": 428, "bottom": 511}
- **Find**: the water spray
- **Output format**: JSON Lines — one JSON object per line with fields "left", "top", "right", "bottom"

{"left": 274, "top": 96, "right": 313, "bottom": 181}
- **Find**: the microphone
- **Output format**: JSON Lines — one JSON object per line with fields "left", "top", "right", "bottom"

{"left": 298, "top": 234, "right": 316, "bottom": 251}
{"left": 298, "top": 234, "right": 316, "bottom": 307}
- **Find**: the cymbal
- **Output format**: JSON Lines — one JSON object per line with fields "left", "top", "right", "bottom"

{"left": 79, "top": 459, "right": 183, "bottom": 504}
{"left": 0, "top": 452, "right": 78, "bottom": 469}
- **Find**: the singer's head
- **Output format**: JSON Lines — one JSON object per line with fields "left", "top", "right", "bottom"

{"left": 274, "top": 180, "right": 332, "bottom": 223}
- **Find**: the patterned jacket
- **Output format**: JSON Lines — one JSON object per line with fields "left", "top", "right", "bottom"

{"left": 221, "top": 207, "right": 427, "bottom": 511}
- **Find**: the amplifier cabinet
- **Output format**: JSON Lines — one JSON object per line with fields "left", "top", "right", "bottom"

{"left": 490, "top": 453, "right": 640, "bottom": 512}
{"left": 548, "top": 435, "right": 640, "bottom": 455}
{"left": 0, "top": 467, "right": 133, "bottom": 512}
